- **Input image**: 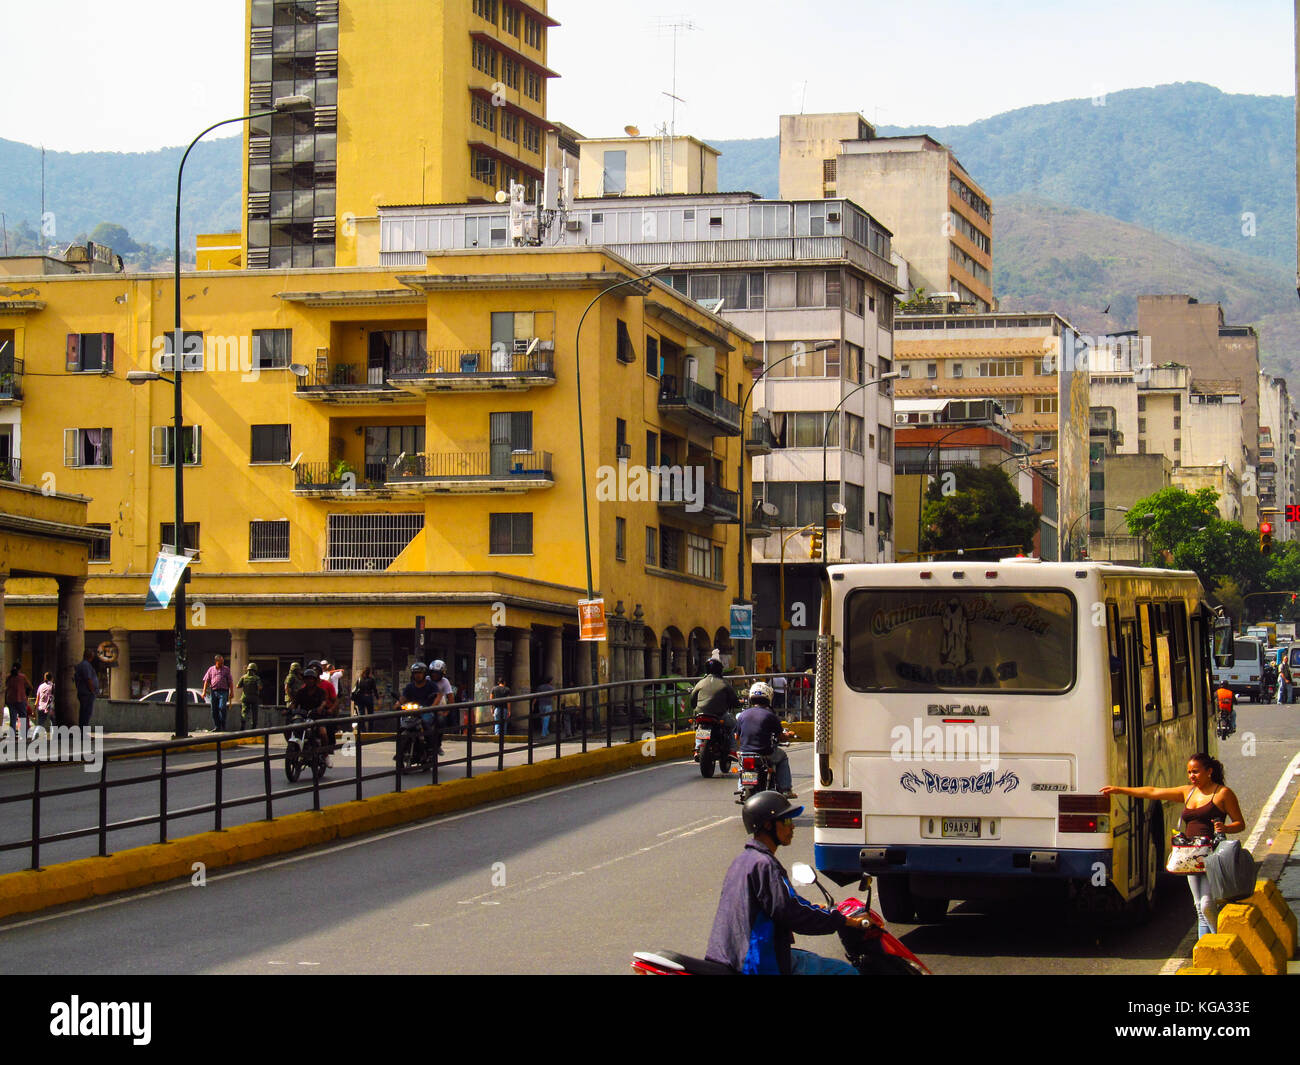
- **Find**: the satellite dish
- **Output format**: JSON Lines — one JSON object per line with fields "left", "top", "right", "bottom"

{"left": 495, "top": 189, "right": 509, "bottom": 204}
{"left": 289, "top": 452, "right": 303, "bottom": 470}
{"left": 525, "top": 337, "right": 540, "bottom": 357}
{"left": 289, "top": 363, "right": 310, "bottom": 378}
{"left": 706, "top": 298, "right": 725, "bottom": 314}
{"left": 624, "top": 125, "right": 641, "bottom": 137}
{"left": 761, "top": 502, "right": 779, "bottom": 517}
{"left": 832, "top": 502, "right": 847, "bottom": 516}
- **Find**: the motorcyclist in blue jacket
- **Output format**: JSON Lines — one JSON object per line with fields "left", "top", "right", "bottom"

{"left": 705, "top": 791, "right": 866, "bottom": 974}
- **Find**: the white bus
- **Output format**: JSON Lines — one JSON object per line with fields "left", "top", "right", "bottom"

{"left": 810, "top": 559, "right": 1229, "bottom": 922}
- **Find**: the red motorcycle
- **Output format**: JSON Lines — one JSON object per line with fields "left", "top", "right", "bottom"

{"left": 630, "top": 863, "right": 930, "bottom": 975}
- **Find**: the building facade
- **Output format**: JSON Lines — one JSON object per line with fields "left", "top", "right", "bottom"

{"left": 779, "top": 114, "right": 994, "bottom": 310}
{"left": 0, "top": 246, "right": 751, "bottom": 707}
{"left": 240, "top": 0, "right": 557, "bottom": 270}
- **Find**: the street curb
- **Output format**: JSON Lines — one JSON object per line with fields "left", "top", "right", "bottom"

{"left": 1191, "top": 933, "right": 1263, "bottom": 975}
{"left": 0, "top": 732, "right": 695, "bottom": 922}
{"left": 106, "top": 737, "right": 265, "bottom": 761}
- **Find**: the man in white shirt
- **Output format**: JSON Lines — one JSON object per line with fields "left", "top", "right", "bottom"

{"left": 770, "top": 673, "right": 787, "bottom": 711}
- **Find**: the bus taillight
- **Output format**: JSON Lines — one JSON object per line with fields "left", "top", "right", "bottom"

{"left": 1058, "top": 813, "right": 1110, "bottom": 833}
{"left": 814, "top": 790, "right": 863, "bottom": 809}
{"left": 814, "top": 810, "right": 863, "bottom": 829}
{"left": 1058, "top": 794, "right": 1110, "bottom": 814}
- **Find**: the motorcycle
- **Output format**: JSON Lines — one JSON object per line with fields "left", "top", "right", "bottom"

{"left": 1215, "top": 705, "right": 1235, "bottom": 740}
{"left": 395, "top": 701, "right": 437, "bottom": 774}
{"left": 629, "top": 863, "right": 929, "bottom": 975}
{"left": 734, "top": 728, "right": 797, "bottom": 805}
{"left": 692, "top": 713, "right": 733, "bottom": 778}
{"left": 284, "top": 708, "right": 328, "bottom": 783}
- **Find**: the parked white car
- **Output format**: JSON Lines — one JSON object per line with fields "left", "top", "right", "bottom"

{"left": 137, "top": 688, "right": 206, "bottom": 705}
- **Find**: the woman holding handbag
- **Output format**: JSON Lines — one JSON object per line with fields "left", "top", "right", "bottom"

{"left": 1102, "top": 754, "right": 1245, "bottom": 938}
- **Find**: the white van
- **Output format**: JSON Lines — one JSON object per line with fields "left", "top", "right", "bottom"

{"left": 1214, "top": 637, "right": 1264, "bottom": 700}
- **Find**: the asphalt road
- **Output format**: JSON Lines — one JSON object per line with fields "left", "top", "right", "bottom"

{"left": 2, "top": 695, "right": 1297, "bottom": 975}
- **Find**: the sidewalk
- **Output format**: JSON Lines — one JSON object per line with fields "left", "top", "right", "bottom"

{"left": 1257, "top": 776, "right": 1300, "bottom": 974}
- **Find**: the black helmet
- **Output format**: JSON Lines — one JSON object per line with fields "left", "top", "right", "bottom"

{"left": 411, "top": 662, "right": 427, "bottom": 675}
{"left": 303, "top": 668, "right": 319, "bottom": 680}
{"left": 704, "top": 657, "right": 724, "bottom": 677}
{"left": 742, "top": 790, "right": 804, "bottom": 835}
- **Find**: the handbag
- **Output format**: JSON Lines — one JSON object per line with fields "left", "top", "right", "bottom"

{"left": 1165, "top": 832, "right": 1215, "bottom": 875}
{"left": 1204, "top": 838, "right": 1257, "bottom": 903}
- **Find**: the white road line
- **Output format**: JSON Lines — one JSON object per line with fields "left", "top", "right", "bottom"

{"left": 1159, "top": 748, "right": 1300, "bottom": 974}
{"left": 0, "top": 756, "right": 692, "bottom": 931}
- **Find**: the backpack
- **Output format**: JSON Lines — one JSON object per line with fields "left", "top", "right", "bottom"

{"left": 1204, "top": 838, "right": 1257, "bottom": 904}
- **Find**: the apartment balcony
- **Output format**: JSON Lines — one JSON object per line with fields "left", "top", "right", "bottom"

{"left": 294, "top": 359, "right": 419, "bottom": 404}
{"left": 388, "top": 347, "right": 557, "bottom": 392}
{"left": 387, "top": 450, "right": 554, "bottom": 493}
{"left": 745, "top": 414, "right": 774, "bottom": 455}
{"left": 657, "top": 374, "right": 741, "bottom": 436}
{"left": 657, "top": 476, "right": 740, "bottom": 525}
{"left": 0, "top": 358, "right": 23, "bottom": 405}
{"left": 293, "top": 460, "right": 398, "bottom": 499}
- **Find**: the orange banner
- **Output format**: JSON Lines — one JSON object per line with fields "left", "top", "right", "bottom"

{"left": 578, "top": 598, "right": 607, "bottom": 641}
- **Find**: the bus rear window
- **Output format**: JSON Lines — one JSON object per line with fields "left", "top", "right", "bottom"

{"left": 844, "top": 589, "right": 1076, "bottom": 693}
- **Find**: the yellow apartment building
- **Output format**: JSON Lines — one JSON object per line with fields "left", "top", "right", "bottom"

{"left": 241, "top": 0, "right": 557, "bottom": 270}
{"left": 0, "top": 246, "right": 753, "bottom": 710}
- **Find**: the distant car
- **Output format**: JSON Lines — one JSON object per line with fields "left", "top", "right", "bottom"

{"left": 137, "top": 688, "right": 206, "bottom": 705}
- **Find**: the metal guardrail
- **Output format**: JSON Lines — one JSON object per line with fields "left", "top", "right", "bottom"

{"left": 388, "top": 349, "right": 555, "bottom": 377}
{"left": 389, "top": 450, "right": 553, "bottom": 480}
{"left": 0, "top": 357, "right": 22, "bottom": 401}
{"left": 0, "top": 674, "right": 813, "bottom": 871}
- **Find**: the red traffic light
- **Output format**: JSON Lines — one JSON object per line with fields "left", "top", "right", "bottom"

{"left": 1261, "top": 522, "right": 1273, "bottom": 535}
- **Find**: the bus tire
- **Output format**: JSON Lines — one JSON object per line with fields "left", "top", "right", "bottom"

{"left": 876, "top": 875, "right": 915, "bottom": 924}
{"left": 1132, "top": 807, "right": 1164, "bottom": 918}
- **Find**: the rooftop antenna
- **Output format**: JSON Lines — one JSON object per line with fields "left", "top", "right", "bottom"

{"left": 650, "top": 16, "right": 697, "bottom": 194}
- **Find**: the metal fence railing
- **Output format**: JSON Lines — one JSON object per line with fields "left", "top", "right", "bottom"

{"left": 0, "top": 674, "right": 812, "bottom": 871}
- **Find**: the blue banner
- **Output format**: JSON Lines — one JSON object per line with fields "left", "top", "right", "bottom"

{"left": 144, "top": 552, "right": 191, "bottom": 612}
{"left": 729, "top": 603, "right": 753, "bottom": 640}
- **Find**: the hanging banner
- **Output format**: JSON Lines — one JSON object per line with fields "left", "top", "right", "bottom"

{"left": 729, "top": 603, "right": 754, "bottom": 640}
{"left": 578, "top": 598, "right": 607, "bottom": 641}
{"left": 144, "top": 552, "right": 191, "bottom": 612}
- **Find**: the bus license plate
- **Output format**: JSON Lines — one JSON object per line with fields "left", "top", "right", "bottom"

{"left": 942, "top": 818, "right": 980, "bottom": 838}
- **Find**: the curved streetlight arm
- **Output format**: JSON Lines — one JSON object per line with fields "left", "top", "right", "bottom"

{"left": 914, "top": 424, "right": 983, "bottom": 561}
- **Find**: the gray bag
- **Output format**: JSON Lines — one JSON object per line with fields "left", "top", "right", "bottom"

{"left": 1204, "top": 838, "right": 1257, "bottom": 904}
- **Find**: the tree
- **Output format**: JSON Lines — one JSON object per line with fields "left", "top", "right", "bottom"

{"left": 88, "top": 222, "right": 140, "bottom": 256}
{"left": 919, "top": 465, "right": 1039, "bottom": 559}
{"left": 1126, "top": 486, "right": 1270, "bottom": 593}
{"left": 1124, "top": 486, "right": 1220, "bottom": 559}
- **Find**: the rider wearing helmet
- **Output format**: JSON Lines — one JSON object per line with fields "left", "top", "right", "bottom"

{"left": 688, "top": 650, "right": 741, "bottom": 760}
{"left": 290, "top": 667, "right": 338, "bottom": 764}
{"left": 401, "top": 662, "right": 448, "bottom": 756}
{"left": 705, "top": 791, "right": 865, "bottom": 975}
{"left": 736, "top": 681, "right": 797, "bottom": 797}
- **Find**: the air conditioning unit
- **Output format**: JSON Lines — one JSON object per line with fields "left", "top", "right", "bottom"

{"left": 565, "top": 219, "right": 582, "bottom": 232}
{"left": 513, "top": 338, "right": 536, "bottom": 354}
{"left": 617, "top": 443, "right": 632, "bottom": 461}
{"left": 827, "top": 211, "right": 841, "bottom": 223}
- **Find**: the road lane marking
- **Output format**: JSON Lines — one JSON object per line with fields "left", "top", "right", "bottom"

{"left": 0, "top": 752, "right": 767, "bottom": 932}
{"left": 1158, "top": 747, "right": 1300, "bottom": 974}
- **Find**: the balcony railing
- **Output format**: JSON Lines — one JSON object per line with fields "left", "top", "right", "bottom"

{"left": 0, "top": 357, "right": 23, "bottom": 402}
{"left": 746, "top": 414, "right": 774, "bottom": 453}
{"left": 293, "top": 460, "right": 393, "bottom": 494}
{"left": 0, "top": 458, "right": 20, "bottom": 483}
{"left": 657, "top": 476, "right": 739, "bottom": 523}
{"left": 295, "top": 359, "right": 415, "bottom": 401}
{"left": 388, "top": 450, "right": 554, "bottom": 485}
{"left": 657, "top": 374, "right": 741, "bottom": 435}
{"left": 388, "top": 348, "right": 557, "bottom": 391}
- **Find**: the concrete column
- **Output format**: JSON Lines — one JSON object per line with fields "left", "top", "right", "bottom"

{"left": 544, "top": 626, "right": 563, "bottom": 688}
{"left": 109, "top": 626, "right": 132, "bottom": 700}
{"left": 228, "top": 629, "right": 249, "bottom": 692}
{"left": 55, "top": 577, "right": 87, "bottom": 727}
{"left": 351, "top": 628, "right": 372, "bottom": 676}
{"left": 473, "top": 624, "right": 496, "bottom": 725}
{"left": 511, "top": 626, "right": 531, "bottom": 699}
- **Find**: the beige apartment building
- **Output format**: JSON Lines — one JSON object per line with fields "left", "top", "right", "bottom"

{"left": 893, "top": 311, "right": 1089, "bottom": 559}
{"left": 577, "top": 134, "right": 720, "bottom": 197}
{"left": 1258, "top": 372, "right": 1298, "bottom": 539}
{"left": 780, "top": 114, "right": 994, "bottom": 311}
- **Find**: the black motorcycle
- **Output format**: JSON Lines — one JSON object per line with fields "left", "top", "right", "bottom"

{"left": 284, "top": 708, "right": 328, "bottom": 783}
{"left": 395, "top": 702, "right": 437, "bottom": 774}
{"left": 692, "top": 713, "right": 733, "bottom": 778}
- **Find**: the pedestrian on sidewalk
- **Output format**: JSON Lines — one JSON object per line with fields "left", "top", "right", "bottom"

{"left": 352, "top": 667, "right": 377, "bottom": 726}
{"left": 1278, "top": 659, "right": 1293, "bottom": 704}
{"left": 201, "top": 654, "right": 234, "bottom": 731}
{"left": 74, "top": 649, "right": 98, "bottom": 728}
{"left": 239, "top": 661, "right": 262, "bottom": 731}
{"left": 5, "top": 663, "right": 32, "bottom": 737}
{"left": 491, "top": 678, "right": 511, "bottom": 737}
{"left": 1102, "top": 753, "right": 1246, "bottom": 938}
{"left": 34, "top": 672, "right": 54, "bottom": 733}
{"left": 534, "top": 676, "right": 556, "bottom": 739}
{"left": 284, "top": 661, "right": 305, "bottom": 708}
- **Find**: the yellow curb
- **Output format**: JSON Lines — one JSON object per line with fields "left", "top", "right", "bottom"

{"left": 1246, "top": 879, "right": 1297, "bottom": 960}
{"left": 1176, "top": 965, "right": 1221, "bottom": 975}
{"left": 1216, "top": 902, "right": 1288, "bottom": 975}
{"left": 0, "top": 731, "right": 696, "bottom": 921}
{"left": 788, "top": 722, "right": 813, "bottom": 741}
{"left": 1192, "top": 933, "right": 1263, "bottom": 975}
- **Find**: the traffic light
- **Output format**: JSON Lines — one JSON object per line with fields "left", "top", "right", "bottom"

{"left": 809, "top": 529, "right": 824, "bottom": 561}
{"left": 1261, "top": 522, "right": 1273, "bottom": 556}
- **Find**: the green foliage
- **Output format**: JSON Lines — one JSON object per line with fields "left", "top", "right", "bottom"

{"left": 88, "top": 222, "right": 139, "bottom": 255}
{"left": 919, "top": 465, "right": 1039, "bottom": 559}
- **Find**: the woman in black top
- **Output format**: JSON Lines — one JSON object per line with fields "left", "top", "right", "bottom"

{"left": 352, "top": 667, "right": 378, "bottom": 723}
{"left": 1103, "top": 754, "right": 1245, "bottom": 938}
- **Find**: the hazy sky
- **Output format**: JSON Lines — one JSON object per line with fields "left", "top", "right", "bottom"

{"left": 2, "top": 0, "right": 1294, "bottom": 153}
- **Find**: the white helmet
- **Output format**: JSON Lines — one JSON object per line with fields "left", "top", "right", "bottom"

{"left": 432, "top": 660, "right": 446, "bottom": 673}
{"left": 748, "top": 681, "right": 773, "bottom": 704}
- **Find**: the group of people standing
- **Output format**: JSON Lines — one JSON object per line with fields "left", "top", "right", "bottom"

{"left": 3, "top": 664, "right": 54, "bottom": 736}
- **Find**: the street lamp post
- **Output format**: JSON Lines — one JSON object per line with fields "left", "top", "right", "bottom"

{"left": 574, "top": 265, "right": 668, "bottom": 700}
{"left": 778, "top": 522, "right": 817, "bottom": 671}
{"left": 146, "top": 96, "right": 311, "bottom": 739}
{"left": 1062, "top": 505, "right": 1142, "bottom": 561}
{"left": 736, "top": 340, "right": 836, "bottom": 671}
{"left": 819, "top": 371, "right": 900, "bottom": 561}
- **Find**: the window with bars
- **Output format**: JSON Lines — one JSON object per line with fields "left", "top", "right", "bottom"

{"left": 160, "top": 522, "right": 200, "bottom": 559}
{"left": 249, "top": 520, "right": 290, "bottom": 561}
{"left": 251, "top": 424, "right": 291, "bottom": 464}
{"left": 660, "top": 526, "right": 681, "bottom": 570}
{"left": 88, "top": 523, "right": 111, "bottom": 563}
{"left": 326, "top": 513, "right": 423, "bottom": 571}
{"left": 615, "top": 517, "right": 626, "bottom": 561}
{"left": 616, "top": 319, "right": 636, "bottom": 363}
{"left": 645, "top": 525, "right": 658, "bottom": 566}
{"left": 489, "top": 513, "right": 533, "bottom": 554}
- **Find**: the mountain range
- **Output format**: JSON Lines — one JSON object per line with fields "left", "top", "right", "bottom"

{"left": 1, "top": 82, "right": 1296, "bottom": 380}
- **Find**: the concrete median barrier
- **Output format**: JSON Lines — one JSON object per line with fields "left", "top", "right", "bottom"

{"left": 1191, "top": 933, "right": 1263, "bottom": 975}
{"left": 0, "top": 731, "right": 695, "bottom": 922}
